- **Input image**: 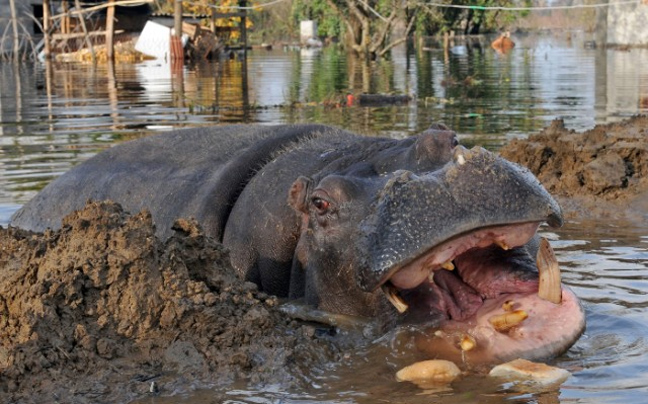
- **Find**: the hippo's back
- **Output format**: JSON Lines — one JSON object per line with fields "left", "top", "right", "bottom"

{"left": 11, "top": 124, "right": 343, "bottom": 240}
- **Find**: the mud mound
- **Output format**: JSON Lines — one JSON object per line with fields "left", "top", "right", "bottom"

{"left": 0, "top": 201, "right": 339, "bottom": 403}
{"left": 500, "top": 116, "right": 648, "bottom": 220}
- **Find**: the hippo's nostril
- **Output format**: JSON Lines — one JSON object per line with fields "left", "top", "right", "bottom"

{"left": 547, "top": 211, "right": 563, "bottom": 228}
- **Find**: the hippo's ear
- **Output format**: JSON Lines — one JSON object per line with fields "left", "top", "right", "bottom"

{"left": 428, "top": 122, "right": 450, "bottom": 131}
{"left": 288, "top": 176, "right": 313, "bottom": 214}
{"left": 414, "top": 124, "right": 459, "bottom": 164}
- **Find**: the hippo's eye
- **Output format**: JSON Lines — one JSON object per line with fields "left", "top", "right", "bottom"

{"left": 311, "top": 197, "right": 330, "bottom": 214}
{"left": 451, "top": 136, "right": 459, "bottom": 148}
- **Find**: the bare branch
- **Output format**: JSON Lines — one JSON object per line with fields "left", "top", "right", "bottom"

{"left": 369, "top": 9, "right": 397, "bottom": 54}
{"left": 378, "top": 10, "right": 417, "bottom": 57}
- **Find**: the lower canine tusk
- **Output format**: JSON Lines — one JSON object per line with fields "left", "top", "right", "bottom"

{"left": 381, "top": 283, "right": 409, "bottom": 313}
{"left": 536, "top": 237, "right": 563, "bottom": 304}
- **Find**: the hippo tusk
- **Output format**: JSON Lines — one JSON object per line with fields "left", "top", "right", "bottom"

{"left": 381, "top": 282, "right": 409, "bottom": 313}
{"left": 536, "top": 237, "right": 562, "bottom": 304}
{"left": 489, "top": 310, "right": 528, "bottom": 332}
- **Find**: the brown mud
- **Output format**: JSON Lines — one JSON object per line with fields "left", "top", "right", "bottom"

{"left": 500, "top": 116, "right": 648, "bottom": 221}
{"left": 0, "top": 201, "right": 340, "bottom": 404}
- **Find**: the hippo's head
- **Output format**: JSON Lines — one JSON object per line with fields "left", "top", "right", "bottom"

{"left": 288, "top": 127, "right": 584, "bottom": 365}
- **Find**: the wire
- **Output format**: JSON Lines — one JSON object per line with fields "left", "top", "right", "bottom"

{"left": 182, "top": 0, "right": 289, "bottom": 11}
{"left": 176, "top": 0, "right": 641, "bottom": 14}
{"left": 420, "top": 0, "right": 642, "bottom": 11}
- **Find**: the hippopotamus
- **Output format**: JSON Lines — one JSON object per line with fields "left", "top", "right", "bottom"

{"left": 11, "top": 124, "right": 585, "bottom": 364}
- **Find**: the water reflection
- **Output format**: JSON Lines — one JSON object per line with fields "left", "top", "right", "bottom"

{"left": 1, "top": 34, "right": 648, "bottom": 222}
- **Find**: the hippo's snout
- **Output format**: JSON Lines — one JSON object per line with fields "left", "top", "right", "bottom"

{"left": 353, "top": 147, "right": 584, "bottom": 364}
{"left": 358, "top": 146, "right": 563, "bottom": 292}
{"left": 452, "top": 146, "right": 563, "bottom": 229}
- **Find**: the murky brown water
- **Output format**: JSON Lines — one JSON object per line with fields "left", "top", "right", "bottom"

{"left": 1, "top": 32, "right": 647, "bottom": 403}
{"left": 128, "top": 220, "right": 648, "bottom": 404}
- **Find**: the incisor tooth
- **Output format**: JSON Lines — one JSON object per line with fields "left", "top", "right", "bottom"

{"left": 488, "top": 310, "right": 528, "bottom": 332}
{"left": 495, "top": 240, "right": 510, "bottom": 250}
{"left": 460, "top": 334, "right": 476, "bottom": 351}
{"left": 381, "top": 283, "right": 409, "bottom": 313}
{"left": 536, "top": 237, "right": 562, "bottom": 304}
{"left": 442, "top": 261, "right": 455, "bottom": 271}
{"left": 502, "top": 300, "right": 515, "bottom": 311}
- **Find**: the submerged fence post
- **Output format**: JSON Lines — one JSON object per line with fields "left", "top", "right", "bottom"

{"left": 9, "top": 0, "right": 20, "bottom": 59}
{"left": 239, "top": 0, "right": 247, "bottom": 55}
{"left": 43, "top": 0, "right": 52, "bottom": 59}
{"left": 62, "top": 1, "right": 70, "bottom": 35}
{"left": 171, "top": 0, "right": 184, "bottom": 60}
{"left": 74, "top": 0, "right": 95, "bottom": 62}
{"left": 106, "top": 0, "right": 116, "bottom": 61}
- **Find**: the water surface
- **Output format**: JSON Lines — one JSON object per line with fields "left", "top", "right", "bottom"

{"left": 133, "top": 220, "right": 648, "bottom": 404}
{"left": 1, "top": 32, "right": 647, "bottom": 403}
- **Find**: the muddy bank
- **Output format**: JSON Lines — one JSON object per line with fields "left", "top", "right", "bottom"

{"left": 0, "top": 201, "right": 340, "bottom": 404}
{"left": 500, "top": 116, "right": 648, "bottom": 221}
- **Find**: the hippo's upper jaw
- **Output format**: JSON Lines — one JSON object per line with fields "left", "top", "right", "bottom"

{"left": 356, "top": 147, "right": 585, "bottom": 364}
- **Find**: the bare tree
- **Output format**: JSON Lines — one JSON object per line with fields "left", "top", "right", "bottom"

{"left": 2, "top": 0, "right": 40, "bottom": 60}
{"left": 325, "top": 0, "right": 417, "bottom": 59}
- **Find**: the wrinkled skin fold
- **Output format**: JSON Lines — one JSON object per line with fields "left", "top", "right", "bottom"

{"left": 11, "top": 124, "right": 585, "bottom": 365}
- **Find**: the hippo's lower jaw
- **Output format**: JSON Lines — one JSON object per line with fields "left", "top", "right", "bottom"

{"left": 379, "top": 221, "right": 586, "bottom": 365}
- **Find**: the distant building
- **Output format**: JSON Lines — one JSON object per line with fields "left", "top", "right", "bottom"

{"left": 599, "top": 0, "right": 648, "bottom": 46}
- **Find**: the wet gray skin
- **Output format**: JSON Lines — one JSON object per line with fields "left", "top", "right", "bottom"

{"left": 356, "top": 146, "right": 563, "bottom": 292}
{"left": 11, "top": 124, "right": 584, "bottom": 364}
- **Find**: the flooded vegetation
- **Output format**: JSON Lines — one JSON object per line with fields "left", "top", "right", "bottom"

{"left": 1, "top": 33, "right": 648, "bottom": 403}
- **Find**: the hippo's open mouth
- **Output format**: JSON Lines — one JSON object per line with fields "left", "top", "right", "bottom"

{"left": 353, "top": 147, "right": 584, "bottom": 364}
{"left": 377, "top": 221, "right": 585, "bottom": 365}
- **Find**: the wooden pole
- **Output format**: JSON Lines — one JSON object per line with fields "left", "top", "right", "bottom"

{"left": 62, "top": 1, "right": 70, "bottom": 35}
{"left": 174, "top": 0, "right": 182, "bottom": 36}
{"left": 106, "top": 0, "right": 115, "bottom": 61}
{"left": 210, "top": 7, "right": 216, "bottom": 33}
{"left": 43, "top": 0, "right": 52, "bottom": 59}
{"left": 9, "top": 0, "right": 20, "bottom": 59}
{"left": 74, "top": 0, "right": 95, "bottom": 62}
{"left": 171, "top": 0, "right": 183, "bottom": 60}
{"left": 239, "top": 0, "right": 247, "bottom": 54}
